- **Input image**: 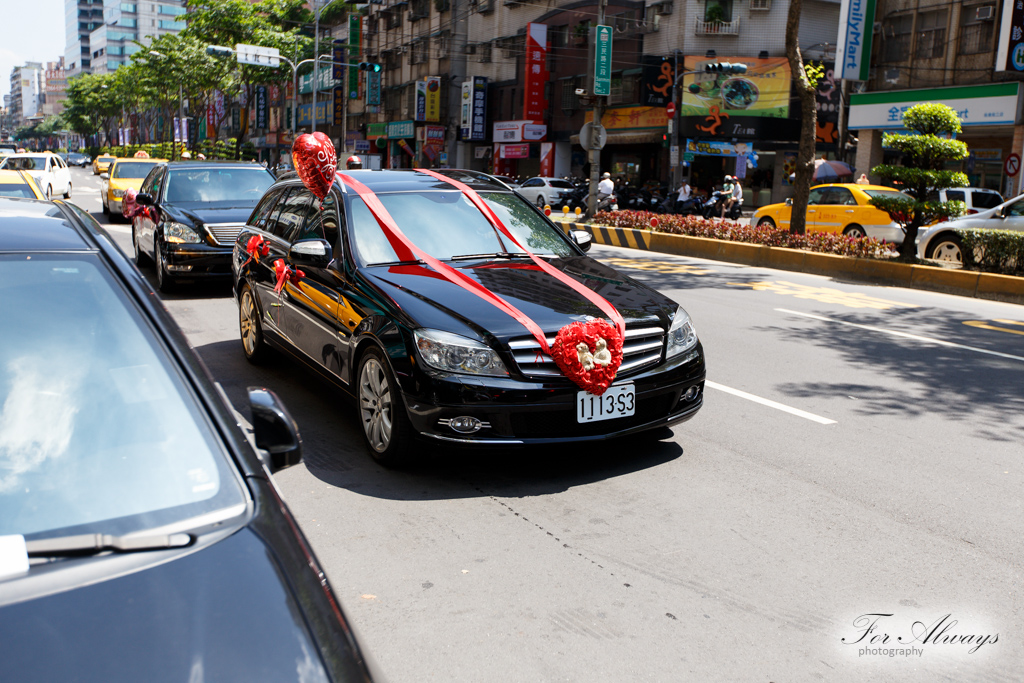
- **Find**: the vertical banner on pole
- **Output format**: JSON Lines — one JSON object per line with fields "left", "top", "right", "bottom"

{"left": 368, "top": 71, "right": 381, "bottom": 106}
{"left": 349, "top": 15, "right": 362, "bottom": 99}
{"left": 332, "top": 40, "right": 345, "bottom": 80}
{"left": 256, "top": 86, "right": 268, "bottom": 129}
{"left": 425, "top": 76, "right": 441, "bottom": 122}
{"left": 540, "top": 141, "right": 554, "bottom": 177}
{"left": 524, "top": 23, "right": 548, "bottom": 120}
{"left": 415, "top": 81, "right": 427, "bottom": 122}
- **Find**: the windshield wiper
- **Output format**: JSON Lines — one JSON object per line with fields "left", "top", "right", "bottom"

{"left": 449, "top": 252, "right": 533, "bottom": 261}
{"left": 26, "top": 532, "right": 193, "bottom": 558}
{"left": 367, "top": 259, "right": 426, "bottom": 267}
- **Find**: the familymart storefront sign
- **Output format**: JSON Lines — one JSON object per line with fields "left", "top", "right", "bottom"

{"left": 848, "top": 83, "right": 1022, "bottom": 129}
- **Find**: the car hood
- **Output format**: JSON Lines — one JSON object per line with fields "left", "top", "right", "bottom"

{"left": 362, "top": 255, "right": 677, "bottom": 339}
{"left": 110, "top": 178, "right": 144, "bottom": 191}
{"left": 166, "top": 202, "right": 258, "bottom": 227}
{"left": 0, "top": 528, "right": 330, "bottom": 682}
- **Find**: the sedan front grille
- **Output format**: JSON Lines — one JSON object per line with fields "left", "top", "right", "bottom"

{"left": 206, "top": 222, "right": 246, "bottom": 247}
{"left": 508, "top": 320, "right": 665, "bottom": 379}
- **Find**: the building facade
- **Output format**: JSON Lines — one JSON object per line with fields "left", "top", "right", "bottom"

{"left": 65, "top": 0, "right": 106, "bottom": 76}
{"left": 43, "top": 59, "right": 68, "bottom": 118}
{"left": 88, "top": 0, "right": 188, "bottom": 75}
{"left": 850, "top": 0, "right": 1024, "bottom": 198}
{"left": 8, "top": 64, "right": 45, "bottom": 130}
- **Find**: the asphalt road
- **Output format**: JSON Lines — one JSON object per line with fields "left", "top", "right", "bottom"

{"left": 69, "top": 166, "right": 1024, "bottom": 682}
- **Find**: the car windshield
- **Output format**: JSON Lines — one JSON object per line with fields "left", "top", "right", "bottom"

{"left": 165, "top": 167, "right": 275, "bottom": 204}
{"left": 112, "top": 161, "right": 159, "bottom": 179}
{"left": 0, "top": 184, "right": 35, "bottom": 198}
{"left": 0, "top": 254, "right": 246, "bottom": 539}
{"left": 548, "top": 180, "right": 574, "bottom": 189}
{"left": 0, "top": 156, "right": 45, "bottom": 171}
{"left": 348, "top": 190, "right": 573, "bottom": 265}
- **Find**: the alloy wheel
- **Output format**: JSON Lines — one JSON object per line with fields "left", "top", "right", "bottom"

{"left": 240, "top": 290, "right": 259, "bottom": 356}
{"left": 359, "top": 358, "right": 393, "bottom": 453}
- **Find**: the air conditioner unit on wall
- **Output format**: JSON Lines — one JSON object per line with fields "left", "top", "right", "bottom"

{"left": 975, "top": 5, "right": 995, "bottom": 20}
{"left": 654, "top": 2, "right": 673, "bottom": 16}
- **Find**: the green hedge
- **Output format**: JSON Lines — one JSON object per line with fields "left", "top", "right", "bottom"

{"left": 958, "top": 229, "right": 1024, "bottom": 276}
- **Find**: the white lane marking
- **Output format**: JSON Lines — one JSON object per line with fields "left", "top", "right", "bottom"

{"left": 705, "top": 381, "right": 837, "bottom": 425}
{"left": 776, "top": 308, "right": 1024, "bottom": 364}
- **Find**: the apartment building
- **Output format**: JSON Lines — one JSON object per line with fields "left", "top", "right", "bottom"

{"left": 851, "top": 0, "right": 1024, "bottom": 197}
{"left": 43, "top": 60, "right": 68, "bottom": 118}
{"left": 86, "top": 0, "right": 188, "bottom": 75}
{"left": 334, "top": 0, "right": 838, "bottom": 205}
{"left": 66, "top": 0, "right": 107, "bottom": 76}
{"left": 8, "top": 63, "right": 45, "bottom": 130}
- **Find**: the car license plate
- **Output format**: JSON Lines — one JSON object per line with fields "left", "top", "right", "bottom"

{"left": 576, "top": 384, "right": 635, "bottom": 423}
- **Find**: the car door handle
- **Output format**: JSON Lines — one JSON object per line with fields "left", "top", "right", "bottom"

{"left": 845, "top": 209, "right": 855, "bottom": 213}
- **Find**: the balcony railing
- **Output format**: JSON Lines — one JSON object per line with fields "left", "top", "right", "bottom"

{"left": 695, "top": 17, "right": 740, "bottom": 34}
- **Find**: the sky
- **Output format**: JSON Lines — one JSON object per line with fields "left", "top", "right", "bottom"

{"left": 2, "top": 0, "right": 66, "bottom": 101}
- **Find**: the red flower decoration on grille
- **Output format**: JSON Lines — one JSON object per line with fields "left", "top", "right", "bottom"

{"left": 273, "top": 259, "right": 305, "bottom": 293}
{"left": 550, "top": 319, "right": 624, "bottom": 395}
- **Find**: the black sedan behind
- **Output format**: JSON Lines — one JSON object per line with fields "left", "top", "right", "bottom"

{"left": 132, "top": 161, "right": 276, "bottom": 291}
{"left": 0, "top": 197, "right": 380, "bottom": 682}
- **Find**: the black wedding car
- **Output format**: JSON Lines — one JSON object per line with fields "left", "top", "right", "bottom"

{"left": 0, "top": 197, "right": 380, "bottom": 682}
{"left": 233, "top": 169, "right": 706, "bottom": 465}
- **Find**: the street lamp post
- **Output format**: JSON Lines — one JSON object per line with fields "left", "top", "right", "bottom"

{"left": 311, "top": 0, "right": 347, "bottom": 135}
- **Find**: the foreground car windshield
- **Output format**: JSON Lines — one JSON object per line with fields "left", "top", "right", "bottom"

{"left": 165, "top": 167, "right": 274, "bottom": 203}
{"left": 0, "top": 185, "right": 36, "bottom": 198}
{"left": 112, "top": 161, "right": 159, "bottom": 179}
{"left": 348, "top": 190, "right": 574, "bottom": 264}
{"left": 0, "top": 255, "right": 246, "bottom": 539}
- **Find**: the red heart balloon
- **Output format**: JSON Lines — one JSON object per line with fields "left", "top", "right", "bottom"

{"left": 549, "top": 320, "right": 624, "bottom": 395}
{"left": 292, "top": 132, "right": 337, "bottom": 200}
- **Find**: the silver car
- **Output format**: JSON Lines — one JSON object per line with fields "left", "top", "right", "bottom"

{"left": 519, "top": 176, "right": 576, "bottom": 207}
{"left": 917, "top": 193, "right": 1024, "bottom": 264}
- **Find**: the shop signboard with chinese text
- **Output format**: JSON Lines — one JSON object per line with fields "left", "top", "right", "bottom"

{"left": 387, "top": 120, "right": 415, "bottom": 139}
{"left": 524, "top": 23, "right": 548, "bottom": 119}
{"left": 493, "top": 120, "right": 547, "bottom": 142}
{"left": 349, "top": 15, "right": 362, "bottom": 99}
{"left": 847, "top": 83, "right": 1021, "bottom": 129}
{"left": 997, "top": 0, "right": 1024, "bottom": 71}
{"left": 460, "top": 76, "right": 488, "bottom": 141}
{"left": 585, "top": 106, "right": 668, "bottom": 129}
{"left": 425, "top": 77, "right": 441, "bottom": 122}
{"left": 255, "top": 86, "right": 268, "bottom": 129}
{"left": 501, "top": 144, "right": 530, "bottom": 159}
{"left": 642, "top": 56, "right": 674, "bottom": 107}
{"left": 415, "top": 81, "right": 427, "bottom": 122}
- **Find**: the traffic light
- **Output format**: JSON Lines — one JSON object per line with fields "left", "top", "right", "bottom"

{"left": 704, "top": 62, "right": 748, "bottom": 74}
{"left": 206, "top": 45, "right": 235, "bottom": 58}
{"left": 359, "top": 62, "right": 382, "bottom": 73}
{"left": 661, "top": 133, "right": 669, "bottom": 149}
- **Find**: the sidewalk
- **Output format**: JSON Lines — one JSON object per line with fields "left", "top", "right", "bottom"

{"left": 550, "top": 214, "right": 1024, "bottom": 305}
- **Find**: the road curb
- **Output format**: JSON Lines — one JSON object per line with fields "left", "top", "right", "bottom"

{"left": 554, "top": 220, "right": 1024, "bottom": 305}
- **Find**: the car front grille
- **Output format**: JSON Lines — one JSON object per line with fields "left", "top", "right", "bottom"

{"left": 508, "top": 320, "right": 665, "bottom": 379}
{"left": 206, "top": 222, "right": 246, "bottom": 247}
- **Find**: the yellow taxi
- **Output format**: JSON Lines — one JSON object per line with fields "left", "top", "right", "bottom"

{"left": 92, "top": 154, "right": 116, "bottom": 175}
{"left": 0, "top": 169, "right": 46, "bottom": 199}
{"left": 752, "top": 183, "right": 910, "bottom": 242}
{"left": 100, "top": 157, "right": 166, "bottom": 219}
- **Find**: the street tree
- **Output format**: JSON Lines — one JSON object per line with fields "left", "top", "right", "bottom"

{"left": 868, "top": 103, "right": 969, "bottom": 260}
{"left": 64, "top": 73, "right": 121, "bottom": 140}
{"left": 784, "top": 0, "right": 823, "bottom": 235}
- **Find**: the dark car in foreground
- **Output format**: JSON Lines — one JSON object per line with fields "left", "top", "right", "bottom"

{"left": 233, "top": 169, "right": 706, "bottom": 466}
{"left": 0, "top": 197, "right": 380, "bottom": 682}
{"left": 132, "top": 161, "right": 276, "bottom": 291}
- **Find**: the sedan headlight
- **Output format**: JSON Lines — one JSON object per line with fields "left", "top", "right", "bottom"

{"left": 414, "top": 329, "right": 509, "bottom": 377}
{"left": 666, "top": 306, "right": 698, "bottom": 358}
{"left": 112, "top": 189, "right": 126, "bottom": 198}
{"left": 164, "top": 221, "right": 203, "bottom": 244}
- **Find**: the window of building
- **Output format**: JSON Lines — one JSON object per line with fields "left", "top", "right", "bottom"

{"left": 158, "top": 4, "right": 185, "bottom": 14}
{"left": 914, "top": 10, "right": 947, "bottom": 58}
{"left": 560, "top": 78, "right": 579, "bottom": 111}
{"left": 120, "top": 3, "right": 136, "bottom": 10}
{"left": 480, "top": 41, "right": 492, "bottom": 63}
{"left": 410, "top": 38, "right": 429, "bottom": 64}
{"left": 410, "top": 0, "right": 429, "bottom": 19}
{"left": 882, "top": 14, "right": 914, "bottom": 61}
{"left": 435, "top": 30, "right": 450, "bottom": 58}
{"left": 704, "top": 0, "right": 732, "bottom": 23}
{"left": 158, "top": 19, "right": 184, "bottom": 29}
{"left": 119, "top": 17, "right": 137, "bottom": 27}
{"left": 549, "top": 24, "right": 569, "bottom": 48}
{"left": 960, "top": 3, "right": 996, "bottom": 54}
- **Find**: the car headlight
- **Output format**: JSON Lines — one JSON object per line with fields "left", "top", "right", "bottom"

{"left": 112, "top": 189, "right": 126, "bottom": 198}
{"left": 164, "top": 221, "right": 203, "bottom": 244}
{"left": 414, "top": 328, "right": 509, "bottom": 377}
{"left": 666, "top": 306, "right": 698, "bottom": 358}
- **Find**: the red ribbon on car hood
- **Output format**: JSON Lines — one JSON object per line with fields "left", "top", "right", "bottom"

{"left": 337, "top": 172, "right": 554, "bottom": 354}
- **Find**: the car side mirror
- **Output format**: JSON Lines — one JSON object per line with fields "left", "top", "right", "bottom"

{"left": 247, "top": 387, "right": 302, "bottom": 473}
{"left": 570, "top": 229, "right": 593, "bottom": 252}
{"left": 288, "top": 238, "right": 332, "bottom": 268}
{"left": 785, "top": 198, "right": 793, "bottom": 206}
{"left": 100, "top": 172, "right": 109, "bottom": 180}
{"left": 135, "top": 193, "right": 154, "bottom": 206}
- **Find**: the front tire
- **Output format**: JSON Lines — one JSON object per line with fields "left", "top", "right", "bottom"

{"left": 357, "top": 345, "right": 415, "bottom": 467}
{"left": 536, "top": 195, "right": 545, "bottom": 208}
{"left": 843, "top": 224, "right": 868, "bottom": 239}
{"left": 239, "top": 284, "right": 272, "bottom": 364}
{"left": 154, "top": 240, "right": 176, "bottom": 293}
{"left": 45, "top": 185, "right": 52, "bottom": 201}
{"left": 927, "top": 233, "right": 964, "bottom": 265}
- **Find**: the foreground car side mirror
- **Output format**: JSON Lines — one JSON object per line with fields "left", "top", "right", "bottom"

{"left": 784, "top": 198, "right": 793, "bottom": 206}
{"left": 135, "top": 193, "right": 154, "bottom": 206}
{"left": 570, "top": 229, "right": 593, "bottom": 252}
{"left": 288, "top": 238, "right": 332, "bottom": 268}
{"left": 100, "top": 172, "right": 109, "bottom": 180}
{"left": 247, "top": 387, "right": 302, "bottom": 472}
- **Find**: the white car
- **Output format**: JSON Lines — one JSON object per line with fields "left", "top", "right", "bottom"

{"left": 0, "top": 152, "right": 72, "bottom": 199}
{"left": 928, "top": 187, "right": 1003, "bottom": 215}
{"left": 917, "top": 193, "right": 1024, "bottom": 263}
{"left": 519, "top": 176, "right": 576, "bottom": 207}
